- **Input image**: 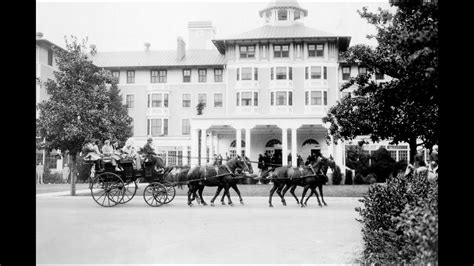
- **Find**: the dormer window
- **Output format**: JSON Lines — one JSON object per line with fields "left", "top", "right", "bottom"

{"left": 294, "top": 11, "right": 301, "bottom": 20}
{"left": 278, "top": 9, "right": 288, "bottom": 20}
{"left": 240, "top": 45, "right": 255, "bottom": 59}
{"left": 274, "top": 44, "right": 289, "bottom": 58}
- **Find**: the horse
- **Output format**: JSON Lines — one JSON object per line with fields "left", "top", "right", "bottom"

{"left": 208, "top": 156, "right": 254, "bottom": 206}
{"left": 181, "top": 156, "right": 249, "bottom": 206}
{"left": 283, "top": 156, "right": 335, "bottom": 207}
{"left": 261, "top": 156, "right": 334, "bottom": 207}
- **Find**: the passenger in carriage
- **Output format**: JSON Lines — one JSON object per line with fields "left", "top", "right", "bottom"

{"left": 83, "top": 139, "right": 103, "bottom": 170}
{"left": 142, "top": 136, "right": 166, "bottom": 173}
{"left": 102, "top": 139, "right": 121, "bottom": 171}
{"left": 121, "top": 138, "right": 141, "bottom": 170}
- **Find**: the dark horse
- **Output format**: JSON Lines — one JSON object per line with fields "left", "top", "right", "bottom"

{"left": 207, "top": 156, "right": 254, "bottom": 206}
{"left": 283, "top": 156, "right": 335, "bottom": 207}
{"left": 261, "top": 156, "right": 334, "bottom": 207}
{"left": 178, "top": 156, "right": 249, "bottom": 206}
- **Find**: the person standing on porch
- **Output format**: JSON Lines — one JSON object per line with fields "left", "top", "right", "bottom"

{"left": 36, "top": 162, "right": 44, "bottom": 184}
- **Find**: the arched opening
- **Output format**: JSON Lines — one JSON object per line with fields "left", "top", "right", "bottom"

{"left": 229, "top": 140, "right": 246, "bottom": 158}
{"left": 301, "top": 138, "right": 321, "bottom": 161}
{"left": 265, "top": 138, "right": 282, "bottom": 157}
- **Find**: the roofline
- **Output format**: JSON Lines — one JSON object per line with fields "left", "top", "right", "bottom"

{"left": 212, "top": 36, "right": 351, "bottom": 54}
{"left": 95, "top": 64, "right": 226, "bottom": 70}
{"left": 36, "top": 39, "right": 67, "bottom": 52}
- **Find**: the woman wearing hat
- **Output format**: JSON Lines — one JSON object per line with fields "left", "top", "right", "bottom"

{"left": 122, "top": 138, "right": 141, "bottom": 170}
{"left": 102, "top": 139, "right": 121, "bottom": 171}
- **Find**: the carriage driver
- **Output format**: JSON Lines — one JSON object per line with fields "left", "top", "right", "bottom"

{"left": 142, "top": 136, "right": 166, "bottom": 173}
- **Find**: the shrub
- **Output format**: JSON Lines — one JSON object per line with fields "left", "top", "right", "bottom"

{"left": 43, "top": 171, "right": 64, "bottom": 184}
{"left": 345, "top": 169, "right": 353, "bottom": 184}
{"left": 355, "top": 170, "right": 438, "bottom": 264}
{"left": 331, "top": 165, "right": 342, "bottom": 185}
{"left": 354, "top": 173, "right": 365, "bottom": 184}
{"left": 370, "top": 147, "right": 396, "bottom": 182}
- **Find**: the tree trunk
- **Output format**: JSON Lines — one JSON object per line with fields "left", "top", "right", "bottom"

{"left": 408, "top": 138, "right": 417, "bottom": 164}
{"left": 71, "top": 153, "right": 77, "bottom": 196}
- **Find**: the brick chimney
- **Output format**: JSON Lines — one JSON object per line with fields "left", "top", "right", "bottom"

{"left": 36, "top": 32, "right": 44, "bottom": 40}
{"left": 144, "top": 42, "right": 151, "bottom": 52}
{"left": 177, "top": 37, "right": 186, "bottom": 61}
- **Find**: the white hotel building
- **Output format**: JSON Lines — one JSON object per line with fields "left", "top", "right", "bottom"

{"left": 37, "top": 0, "right": 415, "bottom": 175}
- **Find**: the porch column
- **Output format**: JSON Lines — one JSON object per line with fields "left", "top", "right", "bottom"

{"left": 291, "top": 128, "right": 297, "bottom": 167}
{"left": 214, "top": 134, "right": 219, "bottom": 156}
{"left": 245, "top": 128, "right": 251, "bottom": 159}
{"left": 282, "top": 128, "right": 288, "bottom": 167}
{"left": 182, "top": 145, "right": 188, "bottom": 166}
{"left": 236, "top": 128, "right": 242, "bottom": 157}
{"left": 200, "top": 128, "right": 207, "bottom": 165}
{"left": 209, "top": 131, "right": 214, "bottom": 158}
{"left": 190, "top": 128, "right": 199, "bottom": 167}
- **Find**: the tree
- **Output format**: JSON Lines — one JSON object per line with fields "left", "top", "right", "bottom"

{"left": 323, "top": 1, "right": 439, "bottom": 163}
{"left": 36, "top": 36, "right": 133, "bottom": 195}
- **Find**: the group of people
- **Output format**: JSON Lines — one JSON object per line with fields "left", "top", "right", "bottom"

{"left": 407, "top": 144, "right": 439, "bottom": 180}
{"left": 257, "top": 151, "right": 317, "bottom": 173}
{"left": 82, "top": 136, "right": 166, "bottom": 173}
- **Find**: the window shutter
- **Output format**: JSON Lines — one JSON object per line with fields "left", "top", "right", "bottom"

{"left": 147, "top": 119, "right": 150, "bottom": 135}
{"left": 271, "top": 67, "right": 274, "bottom": 80}
{"left": 305, "top": 91, "right": 309, "bottom": 105}
{"left": 147, "top": 94, "right": 150, "bottom": 108}
{"left": 237, "top": 68, "right": 240, "bottom": 81}
{"left": 163, "top": 119, "right": 168, "bottom": 135}
{"left": 289, "top": 91, "right": 293, "bottom": 106}
{"left": 289, "top": 67, "right": 292, "bottom": 80}
{"left": 236, "top": 92, "right": 240, "bottom": 106}
{"left": 254, "top": 92, "right": 258, "bottom": 106}
{"left": 305, "top": 67, "right": 308, "bottom": 79}
{"left": 254, "top": 67, "right": 258, "bottom": 80}
{"left": 271, "top": 92, "right": 274, "bottom": 105}
{"left": 324, "top": 66, "right": 327, "bottom": 80}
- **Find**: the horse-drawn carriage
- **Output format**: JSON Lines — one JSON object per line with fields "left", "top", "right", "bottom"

{"left": 88, "top": 159, "right": 176, "bottom": 207}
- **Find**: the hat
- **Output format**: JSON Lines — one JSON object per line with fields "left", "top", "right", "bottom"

{"left": 147, "top": 136, "right": 153, "bottom": 141}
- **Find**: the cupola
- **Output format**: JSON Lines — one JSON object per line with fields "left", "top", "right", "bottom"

{"left": 258, "top": 0, "right": 308, "bottom": 26}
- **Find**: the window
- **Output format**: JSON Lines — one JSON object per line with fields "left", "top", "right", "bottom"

{"left": 182, "top": 94, "right": 191, "bottom": 107}
{"left": 126, "top": 95, "right": 134, "bottom": 108}
{"left": 294, "top": 11, "right": 301, "bottom": 20}
{"left": 316, "top": 44, "right": 324, "bottom": 57}
{"left": 149, "top": 93, "right": 168, "bottom": 108}
{"left": 241, "top": 92, "right": 252, "bottom": 106}
{"left": 151, "top": 70, "right": 159, "bottom": 83}
{"left": 323, "top": 66, "right": 327, "bottom": 80}
{"left": 342, "top": 67, "right": 351, "bottom": 80}
{"left": 148, "top": 119, "right": 162, "bottom": 136}
{"left": 163, "top": 119, "right": 168, "bottom": 135}
{"left": 127, "top": 70, "right": 135, "bottom": 83}
{"left": 198, "top": 93, "right": 207, "bottom": 105}
{"left": 147, "top": 118, "right": 168, "bottom": 136}
{"left": 236, "top": 68, "right": 240, "bottom": 80}
{"left": 375, "top": 71, "right": 384, "bottom": 80}
{"left": 241, "top": 67, "right": 252, "bottom": 80}
{"left": 47, "top": 49, "right": 53, "bottom": 66}
{"left": 158, "top": 70, "right": 167, "bottom": 83}
{"left": 278, "top": 9, "right": 287, "bottom": 20}
{"left": 198, "top": 69, "right": 207, "bottom": 82}
{"left": 151, "top": 94, "right": 162, "bottom": 107}
{"left": 183, "top": 69, "right": 191, "bottom": 82}
{"left": 214, "top": 68, "right": 223, "bottom": 82}
{"left": 274, "top": 44, "right": 289, "bottom": 58}
{"left": 358, "top": 67, "right": 367, "bottom": 75}
{"left": 239, "top": 45, "right": 255, "bottom": 58}
{"left": 276, "top": 91, "right": 287, "bottom": 106}
{"left": 276, "top": 67, "right": 287, "bottom": 80}
{"left": 311, "top": 66, "right": 322, "bottom": 79}
{"left": 254, "top": 92, "right": 258, "bottom": 106}
{"left": 112, "top": 71, "right": 120, "bottom": 83}
{"left": 305, "top": 91, "right": 328, "bottom": 106}
{"left": 398, "top": 150, "right": 408, "bottom": 162}
{"left": 308, "top": 44, "right": 316, "bottom": 57}
{"left": 168, "top": 151, "right": 176, "bottom": 166}
{"left": 254, "top": 68, "right": 258, "bottom": 80}
{"left": 214, "top": 93, "right": 223, "bottom": 107}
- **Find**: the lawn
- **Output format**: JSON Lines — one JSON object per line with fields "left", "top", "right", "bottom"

{"left": 39, "top": 182, "right": 371, "bottom": 197}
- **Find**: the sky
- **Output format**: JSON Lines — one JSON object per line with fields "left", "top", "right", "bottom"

{"left": 36, "top": 0, "right": 395, "bottom": 52}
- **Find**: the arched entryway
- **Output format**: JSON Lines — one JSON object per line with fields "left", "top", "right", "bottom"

{"left": 301, "top": 138, "right": 321, "bottom": 161}
{"left": 265, "top": 138, "right": 282, "bottom": 157}
{"left": 230, "top": 140, "right": 246, "bottom": 157}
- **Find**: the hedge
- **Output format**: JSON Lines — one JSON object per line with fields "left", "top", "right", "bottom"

{"left": 355, "top": 170, "right": 438, "bottom": 264}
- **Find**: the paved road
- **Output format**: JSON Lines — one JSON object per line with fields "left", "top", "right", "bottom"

{"left": 37, "top": 195, "right": 363, "bottom": 264}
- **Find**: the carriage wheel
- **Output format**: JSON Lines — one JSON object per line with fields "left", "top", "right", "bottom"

{"left": 119, "top": 180, "right": 138, "bottom": 204}
{"left": 90, "top": 172, "right": 125, "bottom": 207}
{"left": 162, "top": 181, "right": 176, "bottom": 204}
{"left": 143, "top": 183, "right": 168, "bottom": 207}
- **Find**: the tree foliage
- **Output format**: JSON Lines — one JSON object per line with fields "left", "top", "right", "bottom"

{"left": 323, "top": 2, "right": 439, "bottom": 163}
{"left": 36, "top": 36, "right": 133, "bottom": 156}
